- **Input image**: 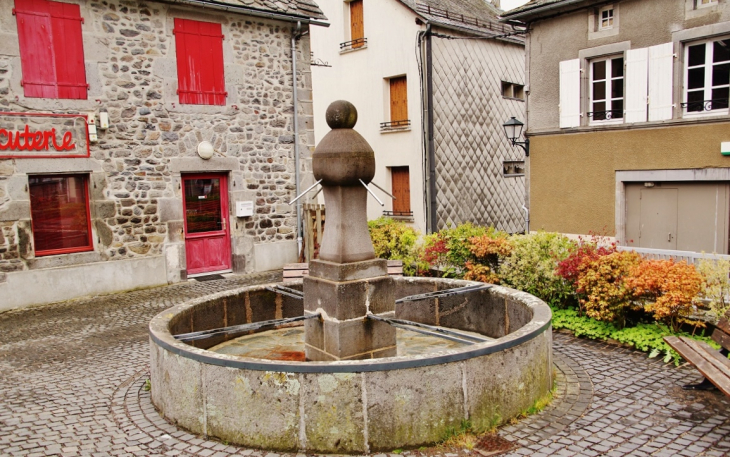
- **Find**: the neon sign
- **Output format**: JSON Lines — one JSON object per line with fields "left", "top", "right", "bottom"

{"left": 0, "top": 112, "right": 89, "bottom": 158}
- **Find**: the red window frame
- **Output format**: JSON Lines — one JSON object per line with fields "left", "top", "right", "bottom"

{"left": 14, "top": 0, "right": 88, "bottom": 99}
{"left": 29, "top": 174, "right": 93, "bottom": 256}
{"left": 173, "top": 18, "right": 227, "bottom": 105}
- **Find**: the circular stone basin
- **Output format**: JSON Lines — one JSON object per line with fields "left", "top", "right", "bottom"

{"left": 149, "top": 277, "right": 552, "bottom": 454}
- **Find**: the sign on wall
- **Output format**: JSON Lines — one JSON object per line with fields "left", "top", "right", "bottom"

{"left": 0, "top": 112, "right": 90, "bottom": 159}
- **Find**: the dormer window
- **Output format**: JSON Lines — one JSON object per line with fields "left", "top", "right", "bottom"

{"left": 599, "top": 5, "right": 614, "bottom": 30}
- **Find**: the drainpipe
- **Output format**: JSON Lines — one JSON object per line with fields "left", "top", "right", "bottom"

{"left": 425, "top": 23, "right": 438, "bottom": 234}
{"left": 292, "top": 22, "right": 304, "bottom": 260}
{"left": 521, "top": 204, "right": 530, "bottom": 234}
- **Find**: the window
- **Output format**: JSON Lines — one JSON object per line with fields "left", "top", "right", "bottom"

{"left": 599, "top": 6, "right": 614, "bottom": 30}
{"left": 503, "top": 161, "right": 525, "bottom": 177}
{"left": 381, "top": 76, "right": 409, "bottom": 130}
{"left": 389, "top": 167, "right": 411, "bottom": 217}
{"left": 501, "top": 81, "right": 525, "bottom": 100}
{"left": 590, "top": 56, "right": 624, "bottom": 121}
{"left": 697, "top": 0, "right": 718, "bottom": 8}
{"left": 683, "top": 37, "right": 730, "bottom": 113}
{"left": 29, "top": 175, "right": 92, "bottom": 256}
{"left": 14, "top": 0, "right": 87, "bottom": 99}
{"left": 173, "top": 18, "right": 226, "bottom": 105}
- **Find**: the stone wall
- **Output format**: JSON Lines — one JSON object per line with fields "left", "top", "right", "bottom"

{"left": 0, "top": 0, "right": 315, "bottom": 306}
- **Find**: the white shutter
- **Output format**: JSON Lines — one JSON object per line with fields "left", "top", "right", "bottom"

{"left": 625, "top": 48, "right": 648, "bottom": 123}
{"left": 559, "top": 59, "right": 581, "bottom": 128}
{"left": 648, "top": 42, "right": 674, "bottom": 121}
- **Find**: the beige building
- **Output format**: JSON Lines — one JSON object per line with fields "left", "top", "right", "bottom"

{"left": 311, "top": 0, "right": 527, "bottom": 234}
{"left": 502, "top": 0, "right": 730, "bottom": 253}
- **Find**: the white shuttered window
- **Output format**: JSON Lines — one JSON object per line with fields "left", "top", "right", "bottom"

{"left": 648, "top": 42, "right": 674, "bottom": 121}
{"left": 625, "top": 48, "right": 648, "bottom": 123}
{"left": 559, "top": 59, "right": 581, "bottom": 128}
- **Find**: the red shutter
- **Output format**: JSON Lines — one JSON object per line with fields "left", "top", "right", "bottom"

{"left": 174, "top": 18, "right": 226, "bottom": 105}
{"left": 14, "top": 0, "right": 87, "bottom": 99}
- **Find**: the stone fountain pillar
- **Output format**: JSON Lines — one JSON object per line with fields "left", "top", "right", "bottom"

{"left": 303, "top": 101, "right": 396, "bottom": 361}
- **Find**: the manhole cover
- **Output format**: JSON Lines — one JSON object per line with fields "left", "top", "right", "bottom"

{"left": 474, "top": 433, "right": 517, "bottom": 456}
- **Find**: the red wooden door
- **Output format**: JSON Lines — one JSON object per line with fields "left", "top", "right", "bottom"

{"left": 182, "top": 174, "right": 231, "bottom": 275}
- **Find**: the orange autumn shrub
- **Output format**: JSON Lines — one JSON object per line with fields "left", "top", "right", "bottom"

{"left": 626, "top": 259, "right": 704, "bottom": 332}
{"left": 461, "top": 231, "right": 513, "bottom": 284}
{"left": 464, "top": 261, "right": 501, "bottom": 284}
{"left": 575, "top": 250, "right": 642, "bottom": 328}
{"left": 468, "top": 235, "right": 513, "bottom": 259}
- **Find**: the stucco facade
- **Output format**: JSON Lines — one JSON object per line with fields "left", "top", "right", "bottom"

{"left": 311, "top": 0, "right": 526, "bottom": 234}
{"left": 0, "top": 0, "right": 325, "bottom": 310}
{"left": 504, "top": 0, "right": 730, "bottom": 252}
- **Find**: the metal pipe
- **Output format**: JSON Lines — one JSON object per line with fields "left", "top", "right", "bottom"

{"left": 368, "top": 314, "right": 488, "bottom": 345}
{"left": 425, "top": 24, "right": 438, "bottom": 233}
{"left": 360, "top": 179, "right": 385, "bottom": 206}
{"left": 292, "top": 23, "right": 303, "bottom": 259}
{"left": 174, "top": 313, "right": 320, "bottom": 342}
{"left": 290, "top": 179, "right": 322, "bottom": 205}
{"left": 369, "top": 181, "right": 396, "bottom": 200}
{"left": 395, "top": 284, "right": 491, "bottom": 304}
{"left": 522, "top": 204, "right": 530, "bottom": 234}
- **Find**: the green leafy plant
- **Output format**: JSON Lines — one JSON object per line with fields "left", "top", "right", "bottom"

{"left": 368, "top": 217, "right": 425, "bottom": 275}
{"left": 552, "top": 307, "right": 718, "bottom": 365}
{"left": 499, "top": 231, "right": 576, "bottom": 307}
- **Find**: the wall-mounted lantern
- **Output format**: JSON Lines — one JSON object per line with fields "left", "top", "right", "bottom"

{"left": 503, "top": 116, "right": 530, "bottom": 157}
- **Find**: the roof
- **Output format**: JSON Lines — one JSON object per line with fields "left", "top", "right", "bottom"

{"left": 178, "top": 0, "right": 327, "bottom": 21}
{"left": 398, "top": 0, "right": 517, "bottom": 37}
{"left": 500, "top": 0, "right": 589, "bottom": 21}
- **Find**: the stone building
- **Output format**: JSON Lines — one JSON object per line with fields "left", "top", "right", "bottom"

{"left": 0, "top": 0, "right": 326, "bottom": 310}
{"left": 310, "top": 0, "right": 527, "bottom": 234}
{"left": 502, "top": 0, "right": 730, "bottom": 254}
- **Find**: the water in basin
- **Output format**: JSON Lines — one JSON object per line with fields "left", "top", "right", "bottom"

{"left": 208, "top": 326, "right": 491, "bottom": 361}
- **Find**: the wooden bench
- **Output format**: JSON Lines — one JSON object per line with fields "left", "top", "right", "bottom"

{"left": 283, "top": 259, "right": 404, "bottom": 282}
{"left": 664, "top": 315, "right": 730, "bottom": 396}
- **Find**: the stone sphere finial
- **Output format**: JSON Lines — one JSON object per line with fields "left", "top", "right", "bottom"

{"left": 326, "top": 100, "right": 358, "bottom": 129}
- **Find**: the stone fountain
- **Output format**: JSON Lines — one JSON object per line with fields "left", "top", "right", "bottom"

{"left": 149, "top": 101, "right": 553, "bottom": 453}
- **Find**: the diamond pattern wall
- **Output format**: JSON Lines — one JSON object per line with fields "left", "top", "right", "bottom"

{"left": 431, "top": 33, "right": 526, "bottom": 233}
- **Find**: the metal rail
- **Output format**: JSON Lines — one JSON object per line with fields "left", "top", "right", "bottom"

{"left": 174, "top": 313, "right": 320, "bottom": 342}
{"left": 368, "top": 314, "right": 489, "bottom": 345}
{"left": 265, "top": 284, "right": 304, "bottom": 300}
{"left": 395, "top": 284, "right": 491, "bottom": 304}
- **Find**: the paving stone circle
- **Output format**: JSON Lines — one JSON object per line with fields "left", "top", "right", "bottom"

{"left": 1, "top": 274, "right": 730, "bottom": 456}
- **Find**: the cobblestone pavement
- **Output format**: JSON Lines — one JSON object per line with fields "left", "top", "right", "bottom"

{"left": 1, "top": 274, "right": 729, "bottom": 457}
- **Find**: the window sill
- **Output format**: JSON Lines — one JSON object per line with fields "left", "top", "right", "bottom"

{"left": 383, "top": 213, "right": 414, "bottom": 222}
{"left": 589, "top": 119, "right": 624, "bottom": 127}
{"left": 536, "top": 114, "right": 730, "bottom": 136}
{"left": 503, "top": 173, "right": 525, "bottom": 178}
{"left": 340, "top": 44, "right": 368, "bottom": 54}
{"left": 380, "top": 126, "right": 411, "bottom": 134}
{"left": 682, "top": 110, "right": 729, "bottom": 120}
{"left": 27, "top": 250, "right": 101, "bottom": 270}
{"left": 502, "top": 96, "right": 525, "bottom": 102}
